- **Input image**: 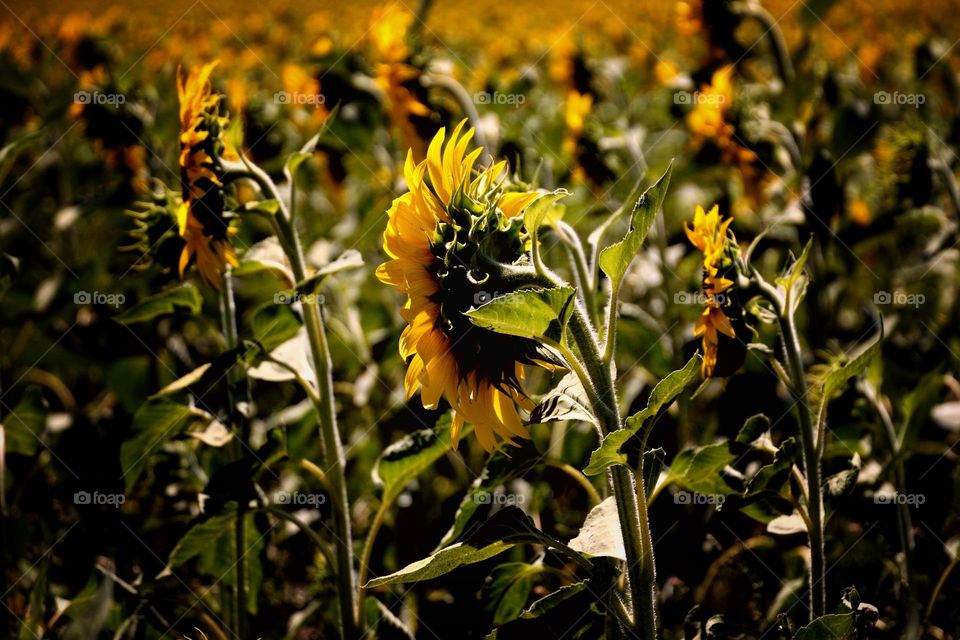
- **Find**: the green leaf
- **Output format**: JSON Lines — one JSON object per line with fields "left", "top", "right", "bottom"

{"left": 296, "top": 249, "right": 365, "bottom": 293}
{"left": 666, "top": 442, "right": 739, "bottom": 497}
{"left": 366, "top": 507, "right": 553, "bottom": 587}
{"left": 792, "top": 613, "right": 855, "bottom": 639}
{"left": 598, "top": 162, "right": 672, "bottom": 290}
{"left": 120, "top": 399, "right": 205, "bottom": 492}
{"left": 374, "top": 412, "right": 471, "bottom": 505}
{"left": 465, "top": 287, "right": 575, "bottom": 344}
{"left": 818, "top": 329, "right": 883, "bottom": 411}
{"left": 746, "top": 437, "right": 798, "bottom": 495}
{"left": 251, "top": 299, "right": 302, "bottom": 352}
{"left": 114, "top": 284, "right": 202, "bottom": 325}
{"left": 3, "top": 386, "right": 47, "bottom": 456}
{"left": 523, "top": 189, "right": 569, "bottom": 237}
{"left": 776, "top": 237, "right": 814, "bottom": 311}
{"left": 159, "top": 511, "right": 236, "bottom": 578}
{"left": 482, "top": 563, "right": 542, "bottom": 625}
{"left": 736, "top": 414, "right": 771, "bottom": 444}
{"left": 438, "top": 440, "right": 543, "bottom": 547}
{"left": 584, "top": 355, "right": 700, "bottom": 475}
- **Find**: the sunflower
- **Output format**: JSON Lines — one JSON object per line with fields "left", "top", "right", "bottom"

{"left": 686, "top": 204, "right": 736, "bottom": 377}
{"left": 377, "top": 120, "right": 552, "bottom": 452}
{"left": 176, "top": 61, "right": 237, "bottom": 288}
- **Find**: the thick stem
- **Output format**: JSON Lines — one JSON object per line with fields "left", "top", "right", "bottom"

{"left": 567, "top": 306, "right": 658, "bottom": 637}
{"left": 279, "top": 213, "right": 358, "bottom": 639}
{"left": 777, "top": 310, "right": 825, "bottom": 620}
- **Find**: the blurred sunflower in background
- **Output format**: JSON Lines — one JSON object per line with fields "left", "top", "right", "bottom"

{"left": 377, "top": 120, "right": 553, "bottom": 451}
{"left": 686, "top": 204, "right": 737, "bottom": 377}
{"left": 176, "top": 60, "right": 237, "bottom": 288}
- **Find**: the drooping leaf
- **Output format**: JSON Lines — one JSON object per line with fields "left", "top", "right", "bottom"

{"left": 465, "top": 287, "right": 575, "bottom": 344}
{"left": 523, "top": 189, "right": 569, "bottom": 238}
{"left": 367, "top": 507, "right": 560, "bottom": 587}
{"left": 584, "top": 355, "right": 700, "bottom": 475}
{"left": 374, "top": 412, "right": 470, "bottom": 505}
{"left": 114, "top": 284, "right": 202, "bottom": 325}
{"left": 736, "top": 414, "right": 772, "bottom": 444}
{"left": 529, "top": 372, "right": 596, "bottom": 426}
{"left": 568, "top": 497, "right": 625, "bottom": 561}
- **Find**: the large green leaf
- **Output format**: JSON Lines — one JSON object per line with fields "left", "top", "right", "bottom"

{"left": 466, "top": 287, "right": 575, "bottom": 344}
{"left": 523, "top": 189, "right": 569, "bottom": 238}
{"left": 374, "top": 412, "right": 471, "bottom": 504}
{"left": 818, "top": 329, "right": 883, "bottom": 411}
{"left": 114, "top": 284, "right": 202, "bottom": 325}
{"left": 366, "top": 507, "right": 555, "bottom": 587}
{"left": 598, "top": 162, "right": 672, "bottom": 291}
{"left": 583, "top": 355, "right": 700, "bottom": 475}
{"left": 120, "top": 399, "right": 205, "bottom": 492}
{"left": 295, "top": 249, "right": 365, "bottom": 293}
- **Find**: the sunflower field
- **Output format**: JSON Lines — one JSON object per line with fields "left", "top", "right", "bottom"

{"left": 3, "top": 0, "right": 960, "bottom": 638}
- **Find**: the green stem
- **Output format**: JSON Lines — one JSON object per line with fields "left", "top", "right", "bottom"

{"left": 218, "top": 270, "right": 247, "bottom": 638}
{"left": 356, "top": 501, "right": 390, "bottom": 632}
{"left": 270, "top": 183, "right": 358, "bottom": 639}
{"left": 567, "top": 305, "right": 658, "bottom": 637}
{"left": 777, "top": 305, "right": 825, "bottom": 620}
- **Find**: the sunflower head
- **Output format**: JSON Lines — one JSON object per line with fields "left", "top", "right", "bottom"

{"left": 686, "top": 204, "right": 743, "bottom": 377}
{"left": 377, "top": 120, "right": 554, "bottom": 452}
{"left": 176, "top": 61, "right": 237, "bottom": 288}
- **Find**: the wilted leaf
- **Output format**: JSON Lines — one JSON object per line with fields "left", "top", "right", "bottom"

{"left": 568, "top": 497, "right": 625, "bottom": 561}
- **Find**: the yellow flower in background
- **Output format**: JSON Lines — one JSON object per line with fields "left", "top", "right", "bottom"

{"left": 686, "top": 65, "right": 735, "bottom": 143}
{"left": 176, "top": 61, "right": 237, "bottom": 288}
{"left": 562, "top": 90, "right": 593, "bottom": 161}
{"left": 686, "top": 204, "right": 736, "bottom": 377}
{"left": 377, "top": 120, "right": 551, "bottom": 452}
{"left": 370, "top": 5, "right": 431, "bottom": 159}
